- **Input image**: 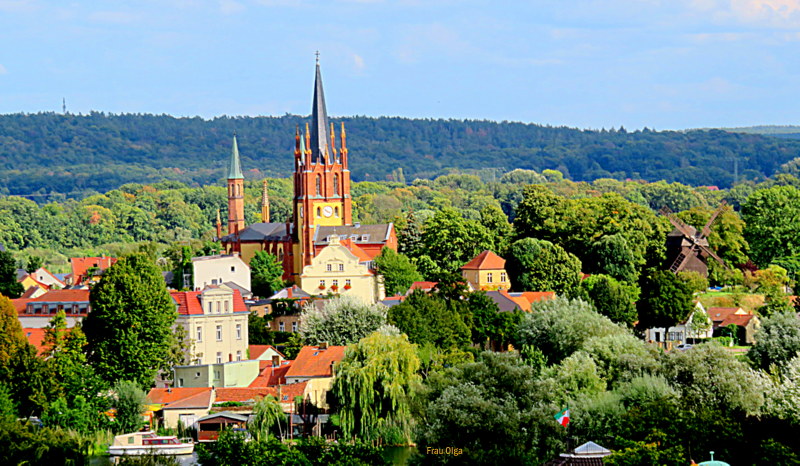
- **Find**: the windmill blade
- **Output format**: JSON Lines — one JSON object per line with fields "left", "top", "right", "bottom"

{"left": 698, "top": 244, "right": 727, "bottom": 268}
{"left": 669, "top": 249, "right": 693, "bottom": 273}
{"left": 659, "top": 206, "right": 696, "bottom": 239}
{"left": 699, "top": 201, "right": 728, "bottom": 239}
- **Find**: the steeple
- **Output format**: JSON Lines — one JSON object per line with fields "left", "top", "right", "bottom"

{"left": 228, "top": 133, "right": 244, "bottom": 179}
{"left": 261, "top": 179, "right": 270, "bottom": 223}
{"left": 309, "top": 59, "right": 331, "bottom": 164}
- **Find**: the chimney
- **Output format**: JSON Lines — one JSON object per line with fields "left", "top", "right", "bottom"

{"left": 272, "top": 355, "right": 280, "bottom": 366}
{"left": 319, "top": 341, "right": 328, "bottom": 350}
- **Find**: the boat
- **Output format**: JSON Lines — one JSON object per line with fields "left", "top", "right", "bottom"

{"left": 108, "top": 431, "right": 194, "bottom": 456}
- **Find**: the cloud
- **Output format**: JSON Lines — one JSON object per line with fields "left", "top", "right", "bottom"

{"left": 0, "top": 64, "right": 7, "bottom": 75}
{"left": 219, "top": 0, "right": 245, "bottom": 14}
{"left": 0, "top": 0, "right": 36, "bottom": 13}
{"left": 687, "top": 0, "right": 800, "bottom": 27}
{"left": 352, "top": 53, "right": 366, "bottom": 72}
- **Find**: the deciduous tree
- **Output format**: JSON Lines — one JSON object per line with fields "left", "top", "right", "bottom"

{"left": 250, "top": 251, "right": 285, "bottom": 298}
{"left": 299, "top": 295, "right": 389, "bottom": 346}
{"left": 506, "top": 237, "right": 582, "bottom": 295}
{"left": 373, "top": 247, "right": 421, "bottom": 297}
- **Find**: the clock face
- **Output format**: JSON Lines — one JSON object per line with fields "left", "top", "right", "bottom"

{"left": 322, "top": 206, "right": 334, "bottom": 218}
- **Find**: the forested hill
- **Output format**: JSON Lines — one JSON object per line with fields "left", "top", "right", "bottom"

{"left": 2, "top": 112, "right": 799, "bottom": 198}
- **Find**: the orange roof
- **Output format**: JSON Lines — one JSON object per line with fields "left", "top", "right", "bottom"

{"left": 339, "top": 239, "right": 373, "bottom": 263}
{"left": 11, "top": 298, "right": 33, "bottom": 314}
{"left": 170, "top": 289, "right": 248, "bottom": 316}
{"left": 147, "top": 387, "right": 212, "bottom": 409}
{"left": 519, "top": 291, "right": 556, "bottom": 303}
{"left": 461, "top": 250, "right": 506, "bottom": 270}
{"left": 407, "top": 281, "right": 438, "bottom": 293}
{"left": 22, "top": 328, "right": 47, "bottom": 356}
{"left": 708, "top": 307, "right": 748, "bottom": 324}
{"left": 721, "top": 314, "right": 755, "bottom": 327}
{"left": 285, "top": 346, "right": 346, "bottom": 379}
{"left": 250, "top": 361, "right": 293, "bottom": 387}
{"left": 70, "top": 256, "right": 117, "bottom": 283}
{"left": 249, "top": 345, "right": 285, "bottom": 360}
{"left": 215, "top": 387, "right": 276, "bottom": 404}
{"left": 31, "top": 289, "right": 90, "bottom": 303}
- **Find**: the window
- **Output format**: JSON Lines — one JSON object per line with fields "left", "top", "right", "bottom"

{"left": 317, "top": 207, "right": 321, "bottom": 217}
{"left": 292, "top": 322, "right": 298, "bottom": 332}
{"left": 335, "top": 207, "right": 339, "bottom": 217}
{"left": 211, "top": 279, "right": 218, "bottom": 285}
{"left": 178, "top": 378, "right": 184, "bottom": 387}
{"left": 216, "top": 325, "right": 223, "bottom": 341}
{"left": 214, "top": 370, "right": 221, "bottom": 379}
{"left": 207, "top": 302, "right": 213, "bottom": 314}
{"left": 216, "top": 353, "right": 222, "bottom": 364}
{"left": 338, "top": 263, "right": 344, "bottom": 271}
{"left": 195, "top": 372, "right": 201, "bottom": 378}
{"left": 487, "top": 273, "right": 493, "bottom": 283}
{"left": 332, "top": 280, "right": 338, "bottom": 288}
{"left": 345, "top": 279, "right": 351, "bottom": 287}
{"left": 196, "top": 327, "right": 202, "bottom": 342}
{"left": 279, "top": 322, "right": 285, "bottom": 332}
{"left": 333, "top": 174, "right": 339, "bottom": 195}
{"left": 236, "top": 350, "right": 242, "bottom": 361}
{"left": 236, "top": 324, "right": 242, "bottom": 340}
{"left": 231, "top": 266, "right": 235, "bottom": 272}
{"left": 326, "top": 263, "right": 332, "bottom": 272}
{"left": 319, "top": 280, "right": 325, "bottom": 288}
{"left": 315, "top": 175, "right": 321, "bottom": 195}
{"left": 225, "top": 301, "right": 230, "bottom": 313}
{"left": 300, "top": 206, "right": 303, "bottom": 218}
{"left": 500, "top": 272, "right": 507, "bottom": 282}
{"left": 216, "top": 302, "right": 221, "bottom": 313}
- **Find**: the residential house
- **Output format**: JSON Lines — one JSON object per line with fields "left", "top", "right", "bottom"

{"left": 461, "top": 250, "right": 511, "bottom": 291}
{"left": 249, "top": 345, "right": 286, "bottom": 363}
{"left": 251, "top": 286, "right": 313, "bottom": 334}
{"left": 15, "top": 289, "right": 90, "bottom": 329}
{"left": 27, "top": 267, "right": 65, "bottom": 289}
{"left": 173, "top": 360, "right": 260, "bottom": 389}
{"left": 171, "top": 285, "right": 249, "bottom": 366}
{"left": 147, "top": 387, "right": 214, "bottom": 429}
{"left": 68, "top": 256, "right": 116, "bottom": 286}
{"left": 196, "top": 411, "right": 249, "bottom": 442}
{"left": 645, "top": 302, "right": 713, "bottom": 348}
{"left": 299, "top": 234, "right": 384, "bottom": 304}
{"left": 192, "top": 254, "right": 251, "bottom": 297}
{"left": 485, "top": 290, "right": 556, "bottom": 312}
{"left": 708, "top": 307, "right": 761, "bottom": 344}
{"left": 284, "top": 344, "right": 346, "bottom": 410}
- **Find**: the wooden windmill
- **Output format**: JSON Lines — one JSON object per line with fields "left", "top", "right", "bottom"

{"left": 660, "top": 203, "right": 728, "bottom": 277}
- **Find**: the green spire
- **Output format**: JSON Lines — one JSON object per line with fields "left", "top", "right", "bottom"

{"left": 228, "top": 133, "right": 244, "bottom": 180}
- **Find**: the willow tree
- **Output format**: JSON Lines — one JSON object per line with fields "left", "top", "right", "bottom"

{"left": 249, "top": 395, "right": 284, "bottom": 441}
{"left": 332, "top": 332, "right": 420, "bottom": 443}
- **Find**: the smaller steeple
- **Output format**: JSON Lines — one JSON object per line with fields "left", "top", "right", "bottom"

{"left": 228, "top": 133, "right": 244, "bottom": 180}
{"left": 216, "top": 209, "right": 222, "bottom": 238}
{"left": 261, "top": 179, "right": 270, "bottom": 223}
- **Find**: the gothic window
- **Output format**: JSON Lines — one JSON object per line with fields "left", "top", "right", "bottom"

{"left": 333, "top": 174, "right": 339, "bottom": 195}
{"left": 316, "top": 175, "right": 321, "bottom": 195}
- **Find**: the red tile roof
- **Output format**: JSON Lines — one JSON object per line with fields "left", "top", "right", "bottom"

{"left": 11, "top": 298, "right": 33, "bottom": 314}
{"left": 708, "top": 307, "right": 747, "bottom": 324}
{"left": 461, "top": 250, "right": 506, "bottom": 270}
{"left": 22, "top": 328, "right": 47, "bottom": 356}
{"left": 250, "top": 361, "right": 293, "bottom": 387}
{"left": 520, "top": 291, "right": 557, "bottom": 303}
{"left": 339, "top": 239, "right": 373, "bottom": 263}
{"left": 31, "top": 289, "right": 90, "bottom": 303}
{"left": 147, "top": 387, "right": 213, "bottom": 410}
{"left": 215, "top": 387, "right": 276, "bottom": 404}
{"left": 285, "top": 346, "right": 346, "bottom": 379}
{"left": 407, "top": 281, "right": 438, "bottom": 294}
{"left": 170, "top": 288, "right": 248, "bottom": 316}
{"left": 721, "top": 314, "right": 756, "bottom": 327}
{"left": 70, "top": 256, "right": 117, "bottom": 284}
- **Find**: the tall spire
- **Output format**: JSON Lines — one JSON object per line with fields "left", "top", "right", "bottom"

{"left": 309, "top": 58, "right": 331, "bottom": 164}
{"left": 261, "top": 179, "right": 270, "bottom": 223}
{"left": 228, "top": 133, "right": 244, "bottom": 179}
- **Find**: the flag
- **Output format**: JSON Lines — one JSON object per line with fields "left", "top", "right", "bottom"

{"left": 554, "top": 407, "right": 570, "bottom": 427}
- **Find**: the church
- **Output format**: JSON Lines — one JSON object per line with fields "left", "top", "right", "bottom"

{"left": 217, "top": 60, "right": 397, "bottom": 285}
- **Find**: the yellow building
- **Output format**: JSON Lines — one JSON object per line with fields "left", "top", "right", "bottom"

{"left": 461, "top": 250, "right": 511, "bottom": 291}
{"left": 299, "top": 234, "right": 385, "bottom": 304}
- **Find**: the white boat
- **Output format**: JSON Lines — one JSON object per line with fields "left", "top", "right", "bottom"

{"left": 108, "top": 431, "right": 194, "bottom": 456}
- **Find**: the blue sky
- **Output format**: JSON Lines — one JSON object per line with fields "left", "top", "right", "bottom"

{"left": 2, "top": 0, "right": 800, "bottom": 130}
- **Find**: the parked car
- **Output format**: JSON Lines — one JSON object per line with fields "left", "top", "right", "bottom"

{"left": 675, "top": 344, "right": 693, "bottom": 351}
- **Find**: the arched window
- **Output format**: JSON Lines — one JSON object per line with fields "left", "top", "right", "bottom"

{"left": 315, "top": 175, "right": 321, "bottom": 195}
{"left": 333, "top": 174, "right": 339, "bottom": 195}
{"left": 335, "top": 207, "right": 339, "bottom": 217}
{"left": 317, "top": 207, "right": 321, "bottom": 217}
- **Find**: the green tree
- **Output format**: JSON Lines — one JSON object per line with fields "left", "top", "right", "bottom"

{"left": 749, "top": 311, "right": 800, "bottom": 370}
{"left": 113, "top": 380, "right": 148, "bottom": 434}
{"left": 480, "top": 204, "right": 513, "bottom": 254}
{"left": 506, "top": 237, "right": 582, "bottom": 295}
{"left": 387, "top": 290, "right": 471, "bottom": 349}
{"left": 636, "top": 270, "right": 695, "bottom": 330}
{"left": 0, "top": 295, "right": 28, "bottom": 373}
{"left": 676, "top": 270, "right": 709, "bottom": 294}
{"left": 250, "top": 251, "right": 285, "bottom": 298}
{"left": 373, "top": 247, "right": 422, "bottom": 296}
{"left": 742, "top": 185, "right": 800, "bottom": 267}
{"left": 249, "top": 395, "right": 285, "bottom": 441}
{"left": 420, "top": 207, "right": 494, "bottom": 273}
{"left": 299, "top": 295, "right": 389, "bottom": 346}
{"left": 24, "top": 256, "right": 43, "bottom": 274}
{"left": 332, "top": 332, "right": 420, "bottom": 442}
{"left": 84, "top": 253, "right": 178, "bottom": 388}
{"left": 588, "top": 234, "right": 642, "bottom": 284}
{"left": 0, "top": 250, "right": 23, "bottom": 299}
{"left": 578, "top": 274, "right": 638, "bottom": 327}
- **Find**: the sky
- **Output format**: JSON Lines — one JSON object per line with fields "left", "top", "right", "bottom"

{"left": 2, "top": 0, "right": 800, "bottom": 130}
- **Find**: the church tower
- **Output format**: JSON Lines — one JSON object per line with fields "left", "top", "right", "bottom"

{"left": 293, "top": 58, "right": 353, "bottom": 269}
{"left": 227, "top": 133, "right": 245, "bottom": 235}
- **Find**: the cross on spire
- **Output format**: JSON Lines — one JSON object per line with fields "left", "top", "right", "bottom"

{"left": 315, "top": 50, "right": 320, "bottom": 63}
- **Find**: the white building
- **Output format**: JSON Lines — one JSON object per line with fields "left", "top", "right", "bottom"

{"left": 645, "top": 301, "right": 713, "bottom": 347}
{"left": 192, "top": 254, "right": 251, "bottom": 297}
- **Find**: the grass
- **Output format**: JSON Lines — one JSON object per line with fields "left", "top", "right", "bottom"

{"left": 698, "top": 291, "right": 765, "bottom": 314}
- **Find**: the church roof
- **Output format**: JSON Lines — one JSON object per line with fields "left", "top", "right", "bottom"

{"left": 220, "top": 222, "right": 290, "bottom": 242}
{"left": 314, "top": 224, "right": 393, "bottom": 244}
{"left": 309, "top": 61, "right": 331, "bottom": 164}
{"left": 227, "top": 133, "right": 244, "bottom": 180}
